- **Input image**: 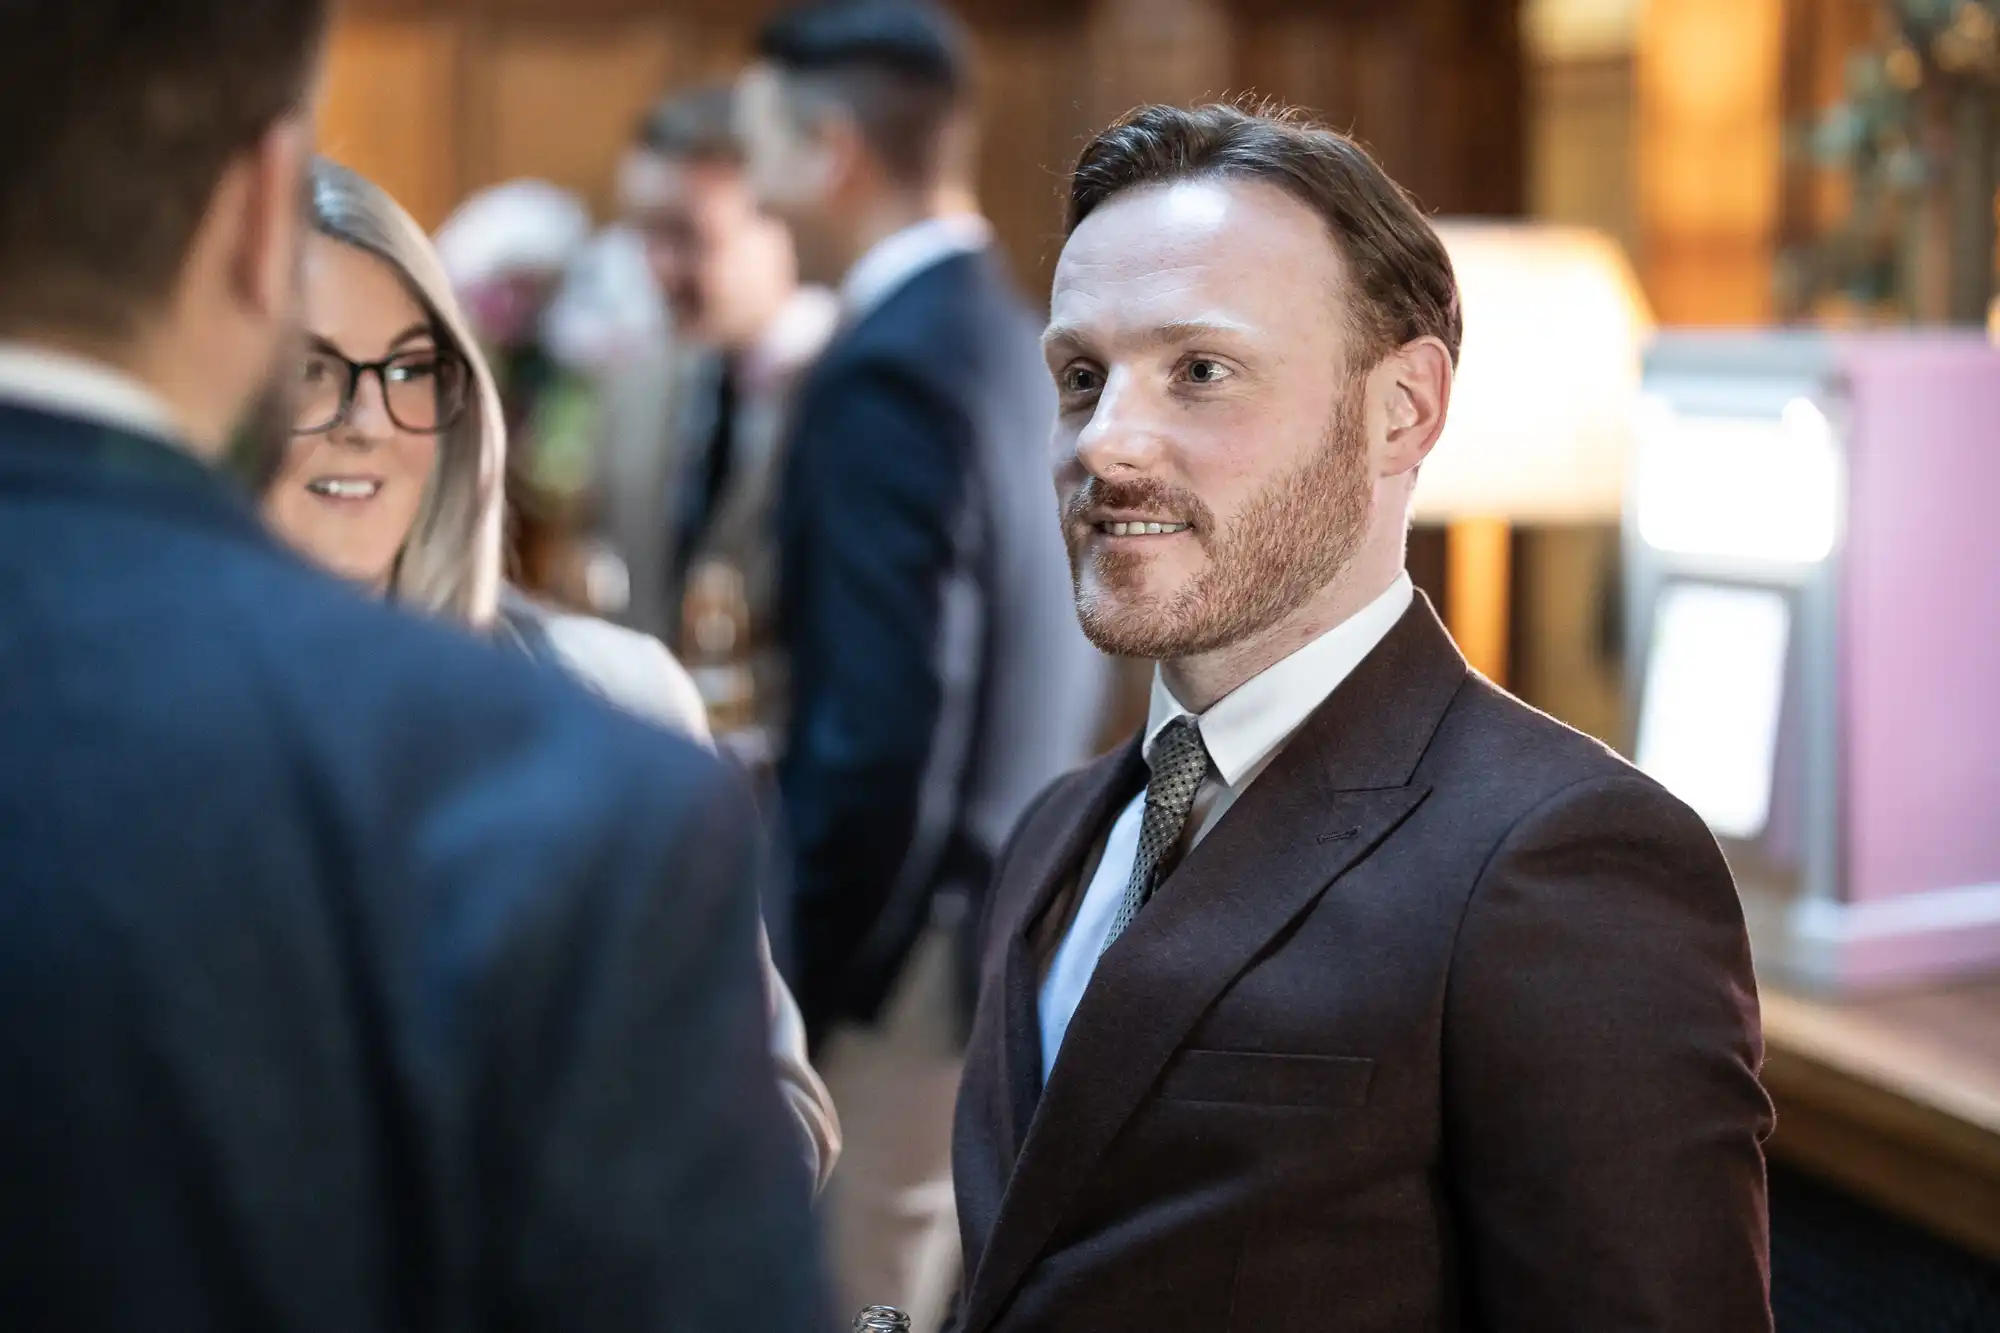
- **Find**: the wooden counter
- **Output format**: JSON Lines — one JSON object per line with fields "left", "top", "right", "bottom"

{"left": 1759, "top": 973, "right": 2000, "bottom": 1261}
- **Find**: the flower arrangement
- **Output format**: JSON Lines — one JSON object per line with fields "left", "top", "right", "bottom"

{"left": 1790, "top": 0, "right": 2000, "bottom": 324}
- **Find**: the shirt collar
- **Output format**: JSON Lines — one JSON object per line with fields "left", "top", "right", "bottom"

{"left": 0, "top": 343, "right": 184, "bottom": 446}
{"left": 839, "top": 214, "right": 993, "bottom": 322}
{"left": 1144, "top": 571, "right": 1416, "bottom": 783}
{"left": 737, "top": 285, "right": 839, "bottom": 399}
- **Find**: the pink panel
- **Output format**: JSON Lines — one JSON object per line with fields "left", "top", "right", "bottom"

{"left": 1840, "top": 334, "right": 2000, "bottom": 903}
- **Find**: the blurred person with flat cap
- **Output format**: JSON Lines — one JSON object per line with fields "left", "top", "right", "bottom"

{"left": 0, "top": 3, "right": 823, "bottom": 1329}
{"left": 738, "top": 2, "right": 1108, "bottom": 1326}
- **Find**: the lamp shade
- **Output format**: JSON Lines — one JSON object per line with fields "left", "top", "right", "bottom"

{"left": 1414, "top": 221, "right": 1652, "bottom": 523}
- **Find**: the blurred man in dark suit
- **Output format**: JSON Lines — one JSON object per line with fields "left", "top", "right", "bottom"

{"left": 950, "top": 103, "right": 1773, "bottom": 1333}
{"left": 609, "top": 83, "right": 838, "bottom": 752}
{"left": 0, "top": 4, "right": 822, "bottom": 1330}
{"left": 739, "top": 3, "right": 1107, "bottom": 1325}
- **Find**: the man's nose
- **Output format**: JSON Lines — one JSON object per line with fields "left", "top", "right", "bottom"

{"left": 1074, "top": 370, "right": 1167, "bottom": 478}
{"left": 646, "top": 245, "right": 685, "bottom": 292}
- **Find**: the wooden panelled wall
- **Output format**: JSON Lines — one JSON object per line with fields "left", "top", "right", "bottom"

{"left": 1634, "top": 0, "right": 1786, "bottom": 325}
{"left": 324, "top": 0, "right": 1522, "bottom": 304}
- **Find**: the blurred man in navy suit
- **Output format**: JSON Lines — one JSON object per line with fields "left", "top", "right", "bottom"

{"left": 0, "top": 3, "right": 822, "bottom": 1330}
{"left": 740, "top": 3, "right": 1108, "bottom": 1324}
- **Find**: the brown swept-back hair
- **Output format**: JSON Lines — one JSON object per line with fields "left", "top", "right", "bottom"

{"left": 1067, "top": 102, "right": 1462, "bottom": 371}
{"left": 0, "top": 0, "right": 329, "bottom": 342}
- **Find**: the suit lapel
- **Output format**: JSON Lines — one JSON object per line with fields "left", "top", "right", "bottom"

{"left": 955, "top": 741, "right": 1144, "bottom": 1282}
{"left": 959, "top": 596, "right": 1468, "bottom": 1333}
{"left": 1000, "top": 740, "right": 1145, "bottom": 1155}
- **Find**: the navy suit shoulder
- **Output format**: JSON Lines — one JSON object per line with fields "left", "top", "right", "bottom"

{"left": 791, "top": 253, "right": 1049, "bottom": 481}
{"left": 0, "top": 408, "right": 820, "bottom": 1333}
{"left": 774, "top": 250, "right": 1107, "bottom": 1035}
{"left": 807, "top": 250, "right": 1034, "bottom": 373}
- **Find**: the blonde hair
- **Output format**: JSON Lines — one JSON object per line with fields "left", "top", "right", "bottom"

{"left": 303, "top": 158, "right": 508, "bottom": 628}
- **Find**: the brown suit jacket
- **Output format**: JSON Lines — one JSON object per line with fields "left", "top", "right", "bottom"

{"left": 951, "top": 594, "right": 1773, "bottom": 1333}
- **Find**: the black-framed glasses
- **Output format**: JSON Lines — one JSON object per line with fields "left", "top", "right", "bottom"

{"left": 291, "top": 346, "right": 471, "bottom": 435}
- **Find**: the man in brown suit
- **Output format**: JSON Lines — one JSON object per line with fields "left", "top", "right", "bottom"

{"left": 949, "top": 103, "right": 1775, "bottom": 1333}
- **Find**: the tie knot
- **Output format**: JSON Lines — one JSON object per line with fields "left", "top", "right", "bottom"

{"left": 1145, "top": 716, "right": 1210, "bottom": 805}
{"left": 1100, "top": 715, "right": 1211, "bottom": 953}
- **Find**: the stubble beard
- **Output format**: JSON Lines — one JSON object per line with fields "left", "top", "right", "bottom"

{"left": 1066, "top": 385, "right": 1375, "bottom": 661}
{"left": 227, "top": 317, "right": 306, "bottom": 495}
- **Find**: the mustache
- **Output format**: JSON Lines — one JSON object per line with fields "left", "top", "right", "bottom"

{"left": 1061, "top": 475, "right": 1214, "bottom": 532}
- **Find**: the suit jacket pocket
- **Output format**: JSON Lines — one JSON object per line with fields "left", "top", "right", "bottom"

{"left": 1156, "top": 1049, "right": 1374, "bottom": 1109}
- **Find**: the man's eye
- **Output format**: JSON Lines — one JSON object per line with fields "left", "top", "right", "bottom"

{"left": 1184, "top": 358, "right": 1231, "bottom": 385}
{"left": 1060, "top": 366, "right": 1102, "bottom": 395}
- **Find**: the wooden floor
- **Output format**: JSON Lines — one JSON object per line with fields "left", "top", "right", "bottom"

{"left": 1760, "top": 972, "right": 2000, "bottom": 1261}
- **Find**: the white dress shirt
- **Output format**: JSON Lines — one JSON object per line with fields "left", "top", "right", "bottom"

{"left": 0, "top": 343, "right": 182, "bottom": 444}
{"left": 1038, "top": 572, "right": 1416, "bottom": 1080}
{"left": 839, "top": 214, "right": 994, "bottom": 323}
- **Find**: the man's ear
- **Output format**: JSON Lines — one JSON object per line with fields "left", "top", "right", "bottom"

{"left": 813, "top": 106, "right": 869, "bottom": 200}
{"left": 229, "top": 114, "right": 314, "bottom": 322}
{"left": 1369, "top": 335, "right": 1454, "bottom": 478}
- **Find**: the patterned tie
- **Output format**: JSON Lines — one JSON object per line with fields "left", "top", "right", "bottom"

{"left": 1102, "top": 716, "right": 1211, "bottom": 952}
{"left": 670, "top": 357, "right": 738, "bottom": 591}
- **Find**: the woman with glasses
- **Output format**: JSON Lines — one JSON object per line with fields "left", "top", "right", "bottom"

{"left": 262, "top": 158, "right": 839, "bottom": 1191}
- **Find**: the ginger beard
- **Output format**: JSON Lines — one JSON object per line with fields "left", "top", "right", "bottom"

{"left": 1064, "top": 376, "right": 1374, "bottom": 660}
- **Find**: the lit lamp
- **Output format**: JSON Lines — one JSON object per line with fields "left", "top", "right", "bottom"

{"left": 1417, "top": 221, "right": 1652, "bottom": 684}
